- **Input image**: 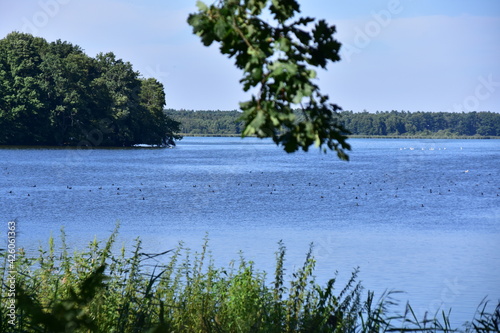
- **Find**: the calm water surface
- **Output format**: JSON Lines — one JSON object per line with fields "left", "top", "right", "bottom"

{"left": 1, "top": 137, "right": 499, "bottom": 325}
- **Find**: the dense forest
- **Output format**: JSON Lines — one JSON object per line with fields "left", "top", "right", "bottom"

{"left": 0, "top": 32, "right": 181, "bottom": 147}
{"left": 166, "top": 109, "right": 500, "bottom": 138}
{"left": 165, "top": 109, "right": 244, "bottom": 135}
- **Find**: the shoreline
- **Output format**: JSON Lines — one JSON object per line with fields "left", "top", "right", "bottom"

{"left": 177, "top": 133, "right": 500, "bottom": 139}
{"left": 0, "top": 135, "right": 498, "bottom": 149}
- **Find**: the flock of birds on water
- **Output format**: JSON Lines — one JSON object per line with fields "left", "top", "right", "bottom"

{"left": 2, "top": 146, "right": 499, "bottom": 213}
{"left": 3, "top": 175, "right": 499, "bottom": 213}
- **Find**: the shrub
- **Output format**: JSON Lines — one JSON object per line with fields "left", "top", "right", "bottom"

{"left": 1, "top": 227, "right": 499, "bottom": 332}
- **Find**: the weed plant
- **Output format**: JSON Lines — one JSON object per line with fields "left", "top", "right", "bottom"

{"left": 1, "top": 226, "right": 499, "bottom": 332}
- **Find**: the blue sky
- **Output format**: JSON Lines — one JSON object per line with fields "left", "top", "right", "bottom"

{"left": 1, "top": 0, "right": 499, "bottom": 113}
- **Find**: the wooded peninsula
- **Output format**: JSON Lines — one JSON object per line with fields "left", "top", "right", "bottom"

{"left": 166, "top": 109, "right": 500, "bottom": 138}
{"left": 0, "top": 32, "right": 181, "bottom": 147}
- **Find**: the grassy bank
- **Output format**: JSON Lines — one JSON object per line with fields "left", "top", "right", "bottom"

{"left": 2, "top": 227, "right": 499, "bottom": 332}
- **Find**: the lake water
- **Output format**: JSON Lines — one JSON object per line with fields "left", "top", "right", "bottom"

{"left": 1, "top": 137, "right": 499, "bottom": 325}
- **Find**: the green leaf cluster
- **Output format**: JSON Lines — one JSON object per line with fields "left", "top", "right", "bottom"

{"left": 0, "top": 32, "right": 182, "bottom": 147}
{"left": 188, "top": 0, "right": 350, "bottom": 159}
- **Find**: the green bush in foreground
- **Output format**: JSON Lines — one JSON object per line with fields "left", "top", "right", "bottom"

{"left": 1, "top": 227, "right": 499, "bottom": 332}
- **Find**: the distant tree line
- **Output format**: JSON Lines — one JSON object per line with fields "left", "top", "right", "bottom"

{"left": 341, "top": 110, "right": 500, "bottom": 137}
{"left": 167, "top": 109, "right": 500, "bottom": 137}
{"left": 165, "top": 109, "right": 244, "bottom": 135}
{"left": 0, "top": 32, "right": 181, "bottom": 147}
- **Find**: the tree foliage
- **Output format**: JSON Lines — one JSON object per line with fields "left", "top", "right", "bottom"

{"left": 0, "top": 32, "right": 181, "bottom": 147}
{"left": 165, "top": 109, "right": 244, "bottom": 135}
{"left": 188, "top": 0, "right": 351, "bottom": 159}
{"left": 342, "top": 110, "right": 500, "bottom": 137}
{"left": 167, "top": 109, "right": 500, "bottom": 138}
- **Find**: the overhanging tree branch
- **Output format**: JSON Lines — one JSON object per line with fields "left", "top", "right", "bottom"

{"left": 188, "top": 0, "right": 350, "bottom": 159}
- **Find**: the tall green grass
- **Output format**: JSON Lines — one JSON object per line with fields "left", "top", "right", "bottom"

{"left": 1, "top": 226, "right": 499, "bottom": 332}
